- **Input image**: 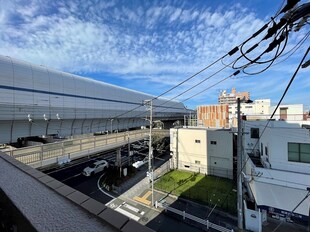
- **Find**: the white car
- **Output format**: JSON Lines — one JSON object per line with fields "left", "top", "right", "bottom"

{"left": 132, "top": 158, "right": 148, "bottom": 169}
{"left": 83, "top": 160, "right": 109, "bottom": 176}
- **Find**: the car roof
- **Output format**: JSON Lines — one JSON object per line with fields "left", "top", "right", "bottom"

{"left": 93, "top": 160, "right": 106, "bottom": 165}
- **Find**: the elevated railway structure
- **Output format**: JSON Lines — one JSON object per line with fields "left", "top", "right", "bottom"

{"left": 0, "top": 55, "right": 187, "bottom": 144}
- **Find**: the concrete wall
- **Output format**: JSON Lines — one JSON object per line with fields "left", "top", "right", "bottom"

{"left": 243, "top": 120, "right": 310, "bottom": 174}
{"left": 207, "top": 130, "right": 233, "bottom": 176}
{"left": 170, "top": 127, "right": 233, "bottom": 179}
{"left": 270, "top": 104, "right": 304, "bottom": 121}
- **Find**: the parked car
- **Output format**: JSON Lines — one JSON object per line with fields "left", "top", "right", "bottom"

{"left": 82, "top": 160, "right": 109, "bottom": 176}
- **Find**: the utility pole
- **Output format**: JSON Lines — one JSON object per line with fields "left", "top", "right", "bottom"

{"left": 237, "top": 98, "right": 244, "bottom": 230}
{"left": 144, "top": 99, "right": 154, "bottom": 206}
{"left": 110, "top": 118, "right": 114, "bottom": 134}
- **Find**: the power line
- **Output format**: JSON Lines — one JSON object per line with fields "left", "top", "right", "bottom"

{"left": 239, "top": 46, "right": 310, "bottom": 182}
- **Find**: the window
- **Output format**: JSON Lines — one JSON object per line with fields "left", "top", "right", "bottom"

{"left": 288, "top": 143, "right": 310, "bottom": 163}
{"left": 195, "top": 140, "right": 201, "bottom": 143}
{"left": 211, "top": 141, "right": 217, "bottom": 145}
{"left": 251, "top": 128, "right": 259, "bottom": 138}
{"left": 245, "top": 106, "right": 253, "bottom": 108}
{"left": 184, "top": 165, "right": 190, "bottom": 168}
{"left": 195, "top": 160, "right": 201, "bottom": 164}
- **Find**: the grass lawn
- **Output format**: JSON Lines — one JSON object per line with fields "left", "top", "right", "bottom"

{"left": 154, "top": 170, "right": 237, "bottom": 213}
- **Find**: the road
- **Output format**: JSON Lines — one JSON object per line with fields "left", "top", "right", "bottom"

{"left": 42, "top": 140, "right": 238, "bottom": 232}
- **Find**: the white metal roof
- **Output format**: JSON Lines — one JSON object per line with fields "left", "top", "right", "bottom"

{"left": 249, "top": 180, "right": 310, "bottom": 216}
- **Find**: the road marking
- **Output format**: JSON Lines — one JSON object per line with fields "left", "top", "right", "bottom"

{"left": 61, "top": 173, "right": 81, "bottom": 182}
{"left": 115, "top": 207, "right": 140, "bottom": 221}
{"left": 123, "top": 203, "right": 140, "bottom": 213}
{"left": 97, "top": 173, "right": 116, "bottom": 200}
{"left": 133, "top": 191, "right": 151, "bottom": 205}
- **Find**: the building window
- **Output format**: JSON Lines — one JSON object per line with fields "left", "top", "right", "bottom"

{"left": 245, "top": 106, "right": 253, "bottom": 108}
{"left": 184, "top": 165, "right": 190, "bottom": 168}
{"left": 195, "top": 160, "right": 200, "bottom": 164}
{"left": 211, "top": 141, "right": 217, "bottom": 145}
{"left": 251, "top": 128, "right": 259, "bottom": 139}
{"left": 288, "top": 143, "right": 310, "bottom": 163}
{"left": 195, "top": 140, "right": 201, "bottom": 143}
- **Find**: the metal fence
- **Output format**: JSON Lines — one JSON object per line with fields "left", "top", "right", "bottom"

{"left": 156, "top": 201, "right": 234, "bottom": 232}
{"left": 5, "top": 130, "right": 149, "bottom": 165}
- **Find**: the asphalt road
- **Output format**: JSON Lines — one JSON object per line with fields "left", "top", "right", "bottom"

{"left": 42, "top": 141, "right": 153, "bottom": 204}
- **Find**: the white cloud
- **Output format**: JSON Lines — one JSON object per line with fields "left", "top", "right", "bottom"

{"left": 0, "top": 0, "right": 308, "bottom": 108}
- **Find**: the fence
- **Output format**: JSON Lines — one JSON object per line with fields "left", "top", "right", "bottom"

{"left": 5, "top": 130, "right": 148, "bottom": 166}
{"left": 156, "top": 201, "right": 234, "bottom": 232}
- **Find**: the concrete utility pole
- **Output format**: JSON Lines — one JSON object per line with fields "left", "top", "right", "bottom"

{"left": 237, "top": 98, "right": 244, "bottom": 230}
{"left": 110, "top": 118, "right": 114, "bottom": 134}
{"left": 144, "top": 99, "right": 154, "bottom": 206}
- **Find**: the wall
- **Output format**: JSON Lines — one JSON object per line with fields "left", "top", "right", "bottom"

{"left": 206, "top": 130, "right": 233, "bottom": 178}
{"left": 243, "top": 120, "right": 310, "bottom": 174}
{"left": 170, "top": 127, "right": 233, "bottom": 179}
{"left": 244, "top": 202, "right": 262, "bottom": 232}
{"left": 197, "top": 105, "right": 229, "bottom": 128}
{"left": 270, "top": 104, "right": 304, "bottom": 121}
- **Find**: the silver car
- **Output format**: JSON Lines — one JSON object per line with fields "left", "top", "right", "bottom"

{"left": 82, "top": 160, "right": 109, "bottom": 176}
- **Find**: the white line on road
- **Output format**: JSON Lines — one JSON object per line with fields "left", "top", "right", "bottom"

{"left": 61, "top": 173, "right": 81, "bottom": 182}
{"left": 115, "top": 206, "right": 140, "bottom": 221}
{"left": 97, "top": 173, "right": 116, "bottom": 200}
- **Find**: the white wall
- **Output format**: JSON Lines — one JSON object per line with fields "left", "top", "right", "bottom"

{"left": 270, "top": 104, "right": 304, "bottom": 121}
{"left": 207, "top": 130, "right": 233, "bottom": 174}
{"left": 170, "top": 127, "right": 233, "bottom": 179}
{"left": 243, "top": 121, "right": 310, "bottom": 175}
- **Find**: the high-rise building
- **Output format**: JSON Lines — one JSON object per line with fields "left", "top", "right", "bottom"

{"left": 218, "top": 87, "right": 250, "bottom": 105}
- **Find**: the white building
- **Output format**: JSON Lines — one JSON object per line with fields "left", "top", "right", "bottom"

{"left": 242, "top": 120, "right": 310, "bottom": 228}
{"left": 270, "top": 104, "right": 304, "bottom": 121}
{"left": 170, "top": 127, "right": 233, "bottom": 179}
{"left": 229, "top": 99, "right": 271, "bottom": 127}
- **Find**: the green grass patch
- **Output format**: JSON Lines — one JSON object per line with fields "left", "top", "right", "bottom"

{"left": 155, "top": 170, "right": 237, "bottom": 214}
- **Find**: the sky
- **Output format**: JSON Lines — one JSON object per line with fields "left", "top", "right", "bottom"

{"left": 0, "top": 0, "right": 309, "bottom": 110}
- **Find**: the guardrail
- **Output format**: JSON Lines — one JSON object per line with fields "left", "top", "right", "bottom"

{"left": 156, "top": 202, "right": 234, "bottom": 232}
{"left": 4, "top": 130, "right": 149, "bottom": 167}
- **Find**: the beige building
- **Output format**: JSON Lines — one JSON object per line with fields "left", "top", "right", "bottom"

{"left": 218, "top": 87, "right": 250, "bottom": 105}
{"left": 170, "top": 127, "right": 233, "bottom": 179}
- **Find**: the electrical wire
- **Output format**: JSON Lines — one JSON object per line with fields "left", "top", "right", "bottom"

{"left": 238, "top": 46, "right": 310, "bottom": 182}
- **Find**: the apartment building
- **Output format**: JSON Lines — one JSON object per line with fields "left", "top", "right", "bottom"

{"left": 218, "top": 87, "right": 250, "bottom": 105}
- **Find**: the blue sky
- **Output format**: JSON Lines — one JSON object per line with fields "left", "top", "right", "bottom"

{"left": 0, "top": 0, "right": 309, "bottom": 110}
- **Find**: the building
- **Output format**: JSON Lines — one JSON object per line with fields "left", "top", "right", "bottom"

{"left": 0, "top": 55, "right": 187, "bottom": 144}
{"left": 197, "top": 105, "right": 229, "bottom": 128}
{"left": 170, "top": 127, "right": 233, "bottom": 179}
{"left": 242, "top": 120, "right": 310, "bottom": 228}
{"left": 229, "top": 99, "right": 271, "bottom": 127}
{"left": 197, "top": 99, "right": 270, "bottom": 128}
{"left": 270, "top": 104, "right": 304, "bottom": 121}
{"left": 218, "top": 87, "right": 250, "bottom": 105}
